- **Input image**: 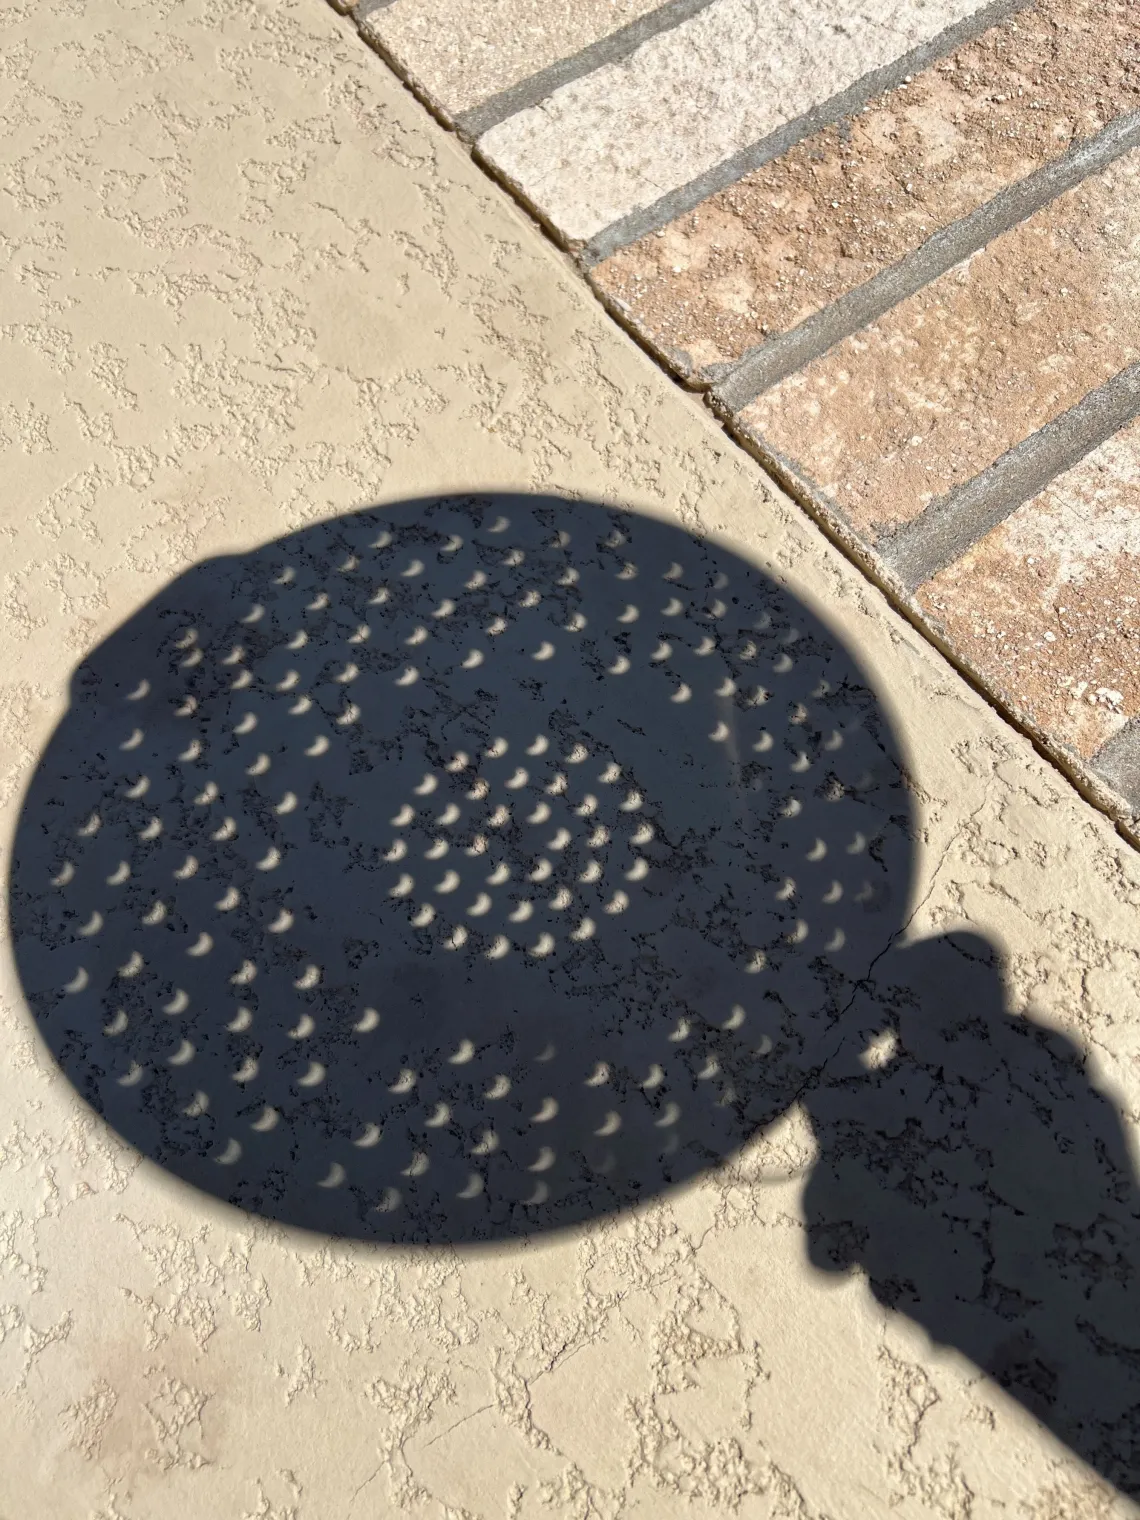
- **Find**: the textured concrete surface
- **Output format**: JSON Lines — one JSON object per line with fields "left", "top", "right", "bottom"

{"left": 591, "top": 0, "right": 1140, "bottom": 373}
{"left": 477, "top": 0, "right": 990, "bottom": 243}
{"left": 7, "top": 1, "right": 1140, "bottom": 1517}
{"left": 739, "top": 148, "right": 1140, "bottom": 539}
{"left": 918, "top": 418, "right": 1140, "bottom": 761}
{"left": 356, "top": 0, "right": 664, "bottom": 117}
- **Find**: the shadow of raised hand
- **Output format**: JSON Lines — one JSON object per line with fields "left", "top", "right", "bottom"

{"left": 804, "top": 932, "right": 1140, "bottom": 1497}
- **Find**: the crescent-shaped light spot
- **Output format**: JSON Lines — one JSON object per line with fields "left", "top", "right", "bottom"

{"left": 585, "top": 1063, "right": 610, "bottom": 1087}
{"left": 251, "top": 1106, "right": 279, "bottom": 1132}
{"left": 164, "top": 988, "right": 190, "bottom": 1015}
{"left": 619, "top": 790, "right": 643, "bottom": 812}
{"left": 290, "top": 695, "right": 312, "bottom": 715}
{"left": 753, "top": 732, "right": 774, "bottom": 753}
{"left": 211, "top": 817, "right": 237, "bottom": 842}
{"left": 256, "top": 847, "right": 281, "bottom": 871}
{"left": 355, "top": 1007, "right": 380, "bottom": 1033}
{"left": 527, "top": 803, "right": 551, "bottom": 825}
{"left": 655, "top": 1101, "right": 682, "bottom": 1128}
{"left": 246, "top": 753, "right": 271, "bottom": 776}
{"left": 847, "top": 833, "right": 867, "bottom": 854}
{"left": 445, "top": 926, "right": 468, "bottom": 950}
{"left": 651, "top": 640, "right": 671, "bottom": 662}
{"left": 694, "top": 636, "right": 717, "bottom": 656}
{"left": 305, "top": 736, "right": 328, "bottom": 757}
{"left": 375, "top": 1187, "right": 402, "bottom": 1213}
{"left": 230, "top": 670, "right": 253, "bottom": 690}
{"left": 215, "top": 886, "right": 241, "bottom": 911}
{"left": 126, "top": 679, "right": 150, "bottom": 700}
{"left": 168, "top": 1039, "right": 195, "bottom": 1066}
{"left": 617, "top": 604, "right": 639, "bottom": 623}
{"left": 214, "top": 1139, "right": 242, "bottom": 1165}
{"left": 233, "top": 1057, "right": 258, "bottom": 1083}
{"left": 187, "top": 933, "right": 213, "bottom": 957}
{"left": 402, "top": 1151, "right": 429, "bottom": 1177}
{"left": 528, "top": 859, "right": 552, "bottom": 882}
{"left": 806, "top": 838, "right": 827, "bottom": 862}
{"left": 174, "top": 698, "right": 196, "bottom": 718}
{"left": 642, "top": 1064, "right": 665, "bottom": 1089}
{"left": 185, "top": 1091, "right": 208, "bottom": 1117}
{"left": 470, "top": 1129, "right": 499, "bottom": 1156}
{"left": 230, "top": 960, "right": 257, "bottom": 985}
{"left": 486, "top": 863, "right": 511, "bottom": 885}
{"left": 241, "top": 603, "right": 265, "bottom": 623}
{"left": 662, "top": 597, "right": 684, "bottom": 616}
{"left": 709, "top": 721, "right": 731, "bottom": 742}
{"left": 698, "top": 1057, "right": 720, "bottom": 1079}
{"left": 485, "top": 935, "right": 510, "bottom": 959}
{"left": 527, "top": 1147, "right": 556, "bottom": 1173}
{"left": 532, "top": 642, "right": 556, "bottom": 662}
{"left": 424, "top": 1103, "right": 450, "bottom": 1128}
{"left": 335, "top": 662, "right": 359, "bottom": 683}
{"left": 294, "top": 964, "right": 321, "bottom": 990}
{"left": 424, "top": 839, "right": 448, "bottom": 863}
{"left": 138, "top": 817, "right": 163, "bottom": 841}
{"left": 64, "top": 967, "right": 89, "bottom": 994}
{"left": 547, "top": 828, "right": 572, "bottom": 851}
{"left": 485, "top": 1074, "right": 510, "bottom": 1100}
{"left": 103, "top": 1009, "right": 128, "bottom": 1036}
{"left": 117, "top": 1062, "right": 145, "bottom": 1087}
{"left": 336, "top": 702, "right": 360, "bottom": 726}
{"left": 529, "top": 933, "right": 555, "bottom": 958}
{"left": 716, "top": 678, "right": 736, "bottom": 698}
{"left": 118, "top": 951, "right": 144, "bottom": 978}
{"left": 548, "top": 888, "right": 573, "bottom": 910}
{"left": 227, "top": 1006, "right": 251, "bottom": 1032}
{"left": 410, "top": 903, "right": 435, "bottom": 927}
{"left": 531, "top": 1097, "right": 558, "bottom": 1123}
{"left": 595, "top": 1111, "right": 621, "bottom": 1137}
{"left": 349, "top": 623, "right": 370, "bottom": 644}
{"left": 722, "top": 1005, "right": 746, "bottom": 1031}
{"left": 413, "top": 774, "right": 437, "bottom": 796}
{"left": 276, "top": 792, "right": 297, "bottom": 815}
{"left": 570, "top": 917, "right": 595, "bottom": 941}
{"left": 52, "top": 861, "right": 75, "bottom": 886}
{"left": 286, "top": 630, "right": 308, "bottom": 651}
{"left": 395, "top": 667, "right": 419, "bottom": 687}
{"left": 449, "top": 1039, "right": 475, "bottom": 1065}
{"left": 288, "top": 1013, "right": 315, "bottom": 1039}
{"left": 120, "top": 728, "right": 144, "bottom": 751}
{"left": 467, "top": 892, "right": 492, "bottom": 917}
{"left": 107, "top": 861, "right": 130, "bottom": 886}
{"left": 604, "top": 892, "right": 629, "bottom": 915}
{"left": 234, "top": 712, "right": 257, "bottom": 735}
{"left": 78, "top": 812, "right": 101, "bottom": 837}
{"left": 825, "top": 928, "right": 846, "bottom": 953}
{"left": 508, "top": 901, "right": 533, "bottom": 923}
{"left": 385, "top": 840, "right": 408, "bottom": 863}
{"left": 353, "top": 1124, "right": 381, "bottom": 1147}
{"left": 625, "top": 859, "right": 649, "bottom": 882}
{"left": 522, "top": 1181, "right": 550, "bottom": 1206}
{"left": 437, "top": 802, "right": 461, "bottom": 827}
{"left": 391, "top": 804, "right": 416, "bottom": 826}
{"left": 296, "top": 1061, "right": 325, "bottom": 1088}
{"left": 671, "top": 683, "right": 691, "bottom": 703}
{"left": 607, "top": 655, "right": 630, "bottom": 675}
{"left": 587, "top": 826, "right": 609, "bottom": 849}
{"left": 401, "top": 557, "right": 424, "bottom": 577}
{"left": 318, "top": 1163, "right": 346, "bottom": 1189}
{"left": 79, "top": 911, "right": 103, "bottom": 936}
{"left": 268, "top": 908, "right": 293, "bottom": 933}
{"left": 181, "top": 648, "right": 203, "bottom": 667}
{"left": 389, "top": 1068, "right": 417, "bottom": 1094}
{"left": 668, "top": 1018, "right": 691, "bottom": 1042}
{"left": 432, "top": 598, "right": 456, "bottom": 619}
{"left": 307, "top": 592, "right": 328, "bottom": 611}
{"left": 457, "top": 1174, "right": 484, "bottom": 1200}
{"left": 504, "top": 768, "right": 528, "bottom": 790}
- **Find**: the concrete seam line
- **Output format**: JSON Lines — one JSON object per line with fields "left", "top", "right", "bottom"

{"left": 578, "top": 0, "right": 1032, "bottom": 268}
{"left": 881, "top": 363, "right": 1140, "bottom": 593}
{"left": 711, "top": 111, "right": 1140, "bottom": 412}
{"left": 1093, "top": 719, "right": 1140, "bottom": 814}
{"left": 456, "top": 0, "right": 720, "bottom": 142}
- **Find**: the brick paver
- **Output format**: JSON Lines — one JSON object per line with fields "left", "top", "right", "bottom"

{"left": 338, "top": 0, "right": 1140, "bottom": 825}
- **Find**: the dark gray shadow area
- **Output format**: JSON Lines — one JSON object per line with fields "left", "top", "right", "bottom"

{"left": 10, "top": 493, "right": 914, "bottom": 1242}
{"left": 9, "top": 492, "right": 1140, "bottom": 1497}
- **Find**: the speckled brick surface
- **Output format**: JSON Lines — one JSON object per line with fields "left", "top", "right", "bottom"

{"left": 6, "top": 2, "right": 1140, "bottom": 1516}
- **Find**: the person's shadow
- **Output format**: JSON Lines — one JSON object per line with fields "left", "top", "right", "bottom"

{"left": 8, "top": 493, "right": 1140, "bottom": 1497}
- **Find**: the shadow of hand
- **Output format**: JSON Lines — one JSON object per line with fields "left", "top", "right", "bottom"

{"left": 804, "top": 932, "right": 1140, "bottom": 1496}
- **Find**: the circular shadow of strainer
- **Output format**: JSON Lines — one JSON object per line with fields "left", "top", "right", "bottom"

{"left": 10, "top": 494, "right": 914, "bottom": 1243}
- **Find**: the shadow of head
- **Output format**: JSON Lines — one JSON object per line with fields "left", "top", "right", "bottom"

{"left": 10, "top": 493, "right": 914, "bottom": 1242}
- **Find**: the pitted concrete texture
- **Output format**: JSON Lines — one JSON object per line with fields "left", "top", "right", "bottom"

{"left": 5, "top": 2, "right": 1140, "bottom": 1518}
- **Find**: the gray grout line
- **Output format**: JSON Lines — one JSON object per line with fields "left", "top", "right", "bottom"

{"left": 881, "top": 363, "right": 1140, "bottom": 592}
{"left": 1093, "top": 720, "right": 1140, "bottom": 813}
{"left": 578, "top": 0, "right": 1031, "bottom": 268}
{"left": 456, "top": 0, "right": 720, "bottom": 142}
{"left": 711, "top": 111, "right": 1140, "bottom": 413}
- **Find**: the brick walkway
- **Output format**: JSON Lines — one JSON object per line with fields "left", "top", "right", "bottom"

{"left": 340, "top": 0, "right": 1140, "bottom": 827}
